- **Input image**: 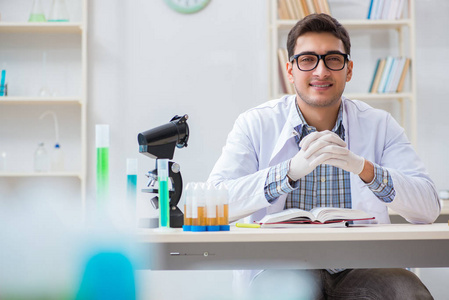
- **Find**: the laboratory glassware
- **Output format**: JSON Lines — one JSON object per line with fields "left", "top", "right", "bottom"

{"left": 34, "top": 142, "right": 49, "bottom": 172}
{"left": 183, "top": 182, "right": 193, "bottom": 231}
{"left": 48, "top": 0, "right": 70, "bottom": 22}
{"left": 51, "top": 143, "right": 64, "bottom": 171}
{"left": 157, "top": 159, "right": 170, "bottom": 229}
{"left": 28, "top": 0, "right": 46, "bottom": 22}
{"left": 96, "top": 125, "right": 110, "bottom": 209}
{"left": 126, "top": 158, "right": 138, "bottom": 221}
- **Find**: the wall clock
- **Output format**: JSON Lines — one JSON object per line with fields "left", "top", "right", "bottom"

{"left": 164, "top": 0, "right": 211, "bottom": 14}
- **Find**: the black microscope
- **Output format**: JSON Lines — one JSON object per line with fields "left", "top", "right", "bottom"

{"left": 137, "top": 114, "right": 189, "bottom": 228}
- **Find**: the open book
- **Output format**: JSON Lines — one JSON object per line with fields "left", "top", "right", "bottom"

{"left": 257, "top": 207, "right": 375, "bottom": 228}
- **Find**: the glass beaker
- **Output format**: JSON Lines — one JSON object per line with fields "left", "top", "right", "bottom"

{"left": 48, "top": 0, "right": 70, "bottom": 22}
{"left": 28, "top": 0, "right": 46, "bottom": 22}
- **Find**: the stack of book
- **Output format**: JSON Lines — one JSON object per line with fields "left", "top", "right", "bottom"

{"left": 278, "top": 0, "right": 331, "bottom": 20}
{"left": 369, "top": 56, "right": 411, "bottom": 94}
{"left": 367, "top": 0, "right": 406, "bottom": 20}
{"left": 277, "top": 48, "right": 295, "bottom": 95}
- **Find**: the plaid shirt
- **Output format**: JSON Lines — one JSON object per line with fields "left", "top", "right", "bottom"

{"left": 264, "top": 103, "right": 395, "bottom": 274}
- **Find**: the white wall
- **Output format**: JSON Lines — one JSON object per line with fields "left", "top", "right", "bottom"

{"left": 87, "top": 0, "right": 268, "bottom": 219}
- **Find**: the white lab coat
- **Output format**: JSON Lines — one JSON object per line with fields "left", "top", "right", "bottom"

{"left": 209, "top": 95, "right": 440, "bottom": 224}
{"left": 208, "top": 95, "right": 441, "bottom": 290}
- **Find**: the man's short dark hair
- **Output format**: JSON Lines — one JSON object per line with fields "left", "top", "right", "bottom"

{"left": 287, "top": 13, "right": 351, "bottom": 59}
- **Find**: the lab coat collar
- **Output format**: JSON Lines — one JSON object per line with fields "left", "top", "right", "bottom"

{"left": 341, "top": 96, "right": 351, "bottom": 148}
{"left": 268, "top": 95, "right": 303, "bottom": 164}
{"left": 269, "top": 95, "right": 351, "bottom": 164}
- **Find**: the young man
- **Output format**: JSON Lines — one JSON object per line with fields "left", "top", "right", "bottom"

{"left": 208, "top": 14, "right": 440, "bottom": 299}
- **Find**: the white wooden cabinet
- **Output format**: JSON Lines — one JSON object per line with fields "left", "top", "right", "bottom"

{"left": 268, "top": 0, "right": 416, "bottom": 142}
{"left": 0, "top": 0, "right": 87, "bottom": 210}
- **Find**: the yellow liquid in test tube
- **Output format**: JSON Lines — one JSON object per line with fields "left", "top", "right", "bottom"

{"left": 197, "top": 206, "right": 206, "bottom": 226}
{"left": 184, "top": 204, "right": 192, "bottom": 226}
{"left": 218, "top": 204, "right": 229, "bottom": 225}
{"left": 207, "top": 216, "right": 217, "bottom": 226}
{"left": 193, "top": 206, "right": 206, "bottom": 226}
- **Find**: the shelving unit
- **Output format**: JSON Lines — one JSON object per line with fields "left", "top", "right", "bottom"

{"left": 0, "top": 0, "right": 87, "bottom": 211}
{"left": 268, "top": 0, "right": 416, "bottom": 143}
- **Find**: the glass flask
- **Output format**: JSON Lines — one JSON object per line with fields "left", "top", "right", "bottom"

{"left": 48, "top": 0, "right": 70, "bottom": 22}
{"left": 28, "top": 0, "right": 46, "bottom": 22}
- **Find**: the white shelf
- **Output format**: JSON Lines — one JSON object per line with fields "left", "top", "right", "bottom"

{"left": 344, "top": 92, "right": 414, "bottom": 101}
{"left": 275, "top": 19, "right": 412, "bottom": 30}
{"left": 274, "top": 92, "right": 414, "bottom": 101}
{"left": 0, "top": 97, "right": 83, "bottom": 104}
{"left": 0, "top": 172, "right": 83, "bottom": 179}
{"left": 0, "top": 22, "right": 83, "bottom": 34}
{"left": 0, "top": 0, "right": 88, "bottom": 213}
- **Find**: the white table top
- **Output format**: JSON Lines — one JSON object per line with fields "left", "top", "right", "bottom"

{"left": 136, "top": 223, "right": 449, "bottom": 243}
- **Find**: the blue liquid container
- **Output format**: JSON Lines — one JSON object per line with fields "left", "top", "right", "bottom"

{"left": 157, "top": 159, "right": 170, "bottom": 228}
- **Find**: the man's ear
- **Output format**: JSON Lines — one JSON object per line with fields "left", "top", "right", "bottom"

{"left": 346, "top": 60, "right": 353, "bottom": 82}
{"left": 287, "top": 62, "right": 294, "bottom": 83}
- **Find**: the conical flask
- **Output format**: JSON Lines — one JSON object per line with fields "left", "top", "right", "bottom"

{"left": 28, "top": 0, "right": 46, "bottom": 22}
{"left": 48, "top": 0, "right": 70, "bottom": 22}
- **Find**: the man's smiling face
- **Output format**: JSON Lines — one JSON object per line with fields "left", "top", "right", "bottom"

{"left": 287, "top": 32, "right": 353, "bottom": 110}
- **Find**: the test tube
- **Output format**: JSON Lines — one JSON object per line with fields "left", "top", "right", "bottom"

{"left": 157, "top": 159, "right": 170, "bottom": 229}
{"left": 191, "top": 182, "right": 207, "bottom": 232}
{"left": 96, "top": 124, "right": 109, "bottom": 211}
{"left": 217, "top": 184, "right": 230, "bottom": 231}
{"left": 183, "top": 182, "right": 193, "bottom": 231}
{"left": 126, "top": 158, "right": 138, "bottom": 222}
{"left": 206, "top": 183, "right": 220, "bottom": 231}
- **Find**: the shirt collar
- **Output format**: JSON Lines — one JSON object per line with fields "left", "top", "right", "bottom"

{"left": 293, "top": 100, "right": 345, "bottom": 145}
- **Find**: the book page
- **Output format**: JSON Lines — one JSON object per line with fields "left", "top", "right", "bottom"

{"left": 258, "top": 208, "right": 315, "bottom": 224}
{"left": 310, "top": 207, "right": 373, "bottom": 223}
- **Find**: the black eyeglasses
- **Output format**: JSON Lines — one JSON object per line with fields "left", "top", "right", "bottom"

{"left": 289, "top": 52, "right": 350, "bottom": 71}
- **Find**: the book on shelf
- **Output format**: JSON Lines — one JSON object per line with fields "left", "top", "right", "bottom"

{"left": 278, "top": 0, "right": 291, "bottom": 19}
{"left": 369, "top": 56, "right": 410, "bottom": 94}
{"left": 377, "top": 56, "right": 394, "bottom": 93}
{"left": 257, "top": 207, "right": 375, "bottom": 228}
{"left": 396, "top": 57, "right": 411, "bottom": 93}
{"left": 278, "top": 0, "right": 331, "bottom": 20}
{"left": 368, "top": 58, "right": 382, "bottom": 93}
{"left": 367, "top": 0, "right": 406, "bottom": 20}
{"left": 278, "top": 48, "right": 295, "bottom": 95}
{"left": 305, "top": 0, "right": 316, "bottom": 14}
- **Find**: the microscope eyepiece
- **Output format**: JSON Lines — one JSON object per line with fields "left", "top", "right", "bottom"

{"left": 138, "top": 114, "right": 189, "bottom": 160}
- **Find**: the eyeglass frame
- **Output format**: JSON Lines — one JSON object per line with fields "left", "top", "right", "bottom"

{"left": 289, "top": 51, "right": 350, "bottom": 71}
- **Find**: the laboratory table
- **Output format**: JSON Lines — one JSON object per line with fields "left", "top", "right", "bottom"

{"left": 135, "top": 223, "right": 449, "bottom": 270}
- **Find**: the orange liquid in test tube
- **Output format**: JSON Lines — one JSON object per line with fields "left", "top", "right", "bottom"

{"left": 207, "top": 216, "right": 218, "bottom": 226}
{"left": 197, "top": 206, "right": 206, "bottom": 226}
{"left": 184, "top": 204, "right": 192, "bottom": 226}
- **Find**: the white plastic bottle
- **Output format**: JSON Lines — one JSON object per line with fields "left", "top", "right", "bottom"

{"left": 51, "top": 143, "right": 64, "bottom": 171}
{"left": 34, "top": 142, "right": 49, "bottom": 172}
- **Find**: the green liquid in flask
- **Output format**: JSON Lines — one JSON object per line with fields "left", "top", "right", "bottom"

{"left": 96, "top": 147, "right": 109, "bottom": 207}
{"left": 28, "top": 14, "right": 46, "bottom": 22}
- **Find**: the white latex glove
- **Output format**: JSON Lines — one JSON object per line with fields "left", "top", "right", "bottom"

{"left": 303, "top": 130, "right": 365, "bottom": 175}
{"left": 287, "top": 130, "right": 348, "bottom": 181}
{"left": 320, "top": 145, "right": 365, "bottom": 175}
